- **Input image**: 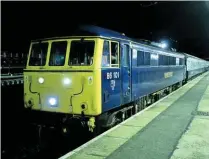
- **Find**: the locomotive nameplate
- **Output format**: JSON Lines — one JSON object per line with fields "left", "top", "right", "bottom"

{"left": 106, "top": 71, "right": 120, "bottom": 80}
{"left": 164, "top": 72, "right": 173, "bottom": 78}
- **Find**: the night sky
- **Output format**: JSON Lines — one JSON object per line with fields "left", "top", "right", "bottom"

{"left": 2, "top": 1, "right": 209, "bottom": 58}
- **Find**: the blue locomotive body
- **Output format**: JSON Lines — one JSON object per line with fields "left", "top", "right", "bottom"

{"left": 97, "top": 28, "right": 186, "bottom": 113}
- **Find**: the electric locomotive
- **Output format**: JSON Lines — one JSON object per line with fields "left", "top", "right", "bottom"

{"left": 23, "top": 25, "right": 208, "bottom": 135}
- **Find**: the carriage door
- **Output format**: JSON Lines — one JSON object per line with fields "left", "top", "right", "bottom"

{"left": 121, "top": 44, "right": 132, "bottom": 104}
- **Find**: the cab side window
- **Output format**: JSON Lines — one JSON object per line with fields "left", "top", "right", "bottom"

{"left": 102, "top": 40, "right": 119, "bottom": 67}
{"left": 123, "top": 44, "right": 130, "bottom": 67}
{"left": 102, "top": 40, "right": 110, "bottom": 67}
{"left": 111, "top": 42, "right": 119, "bottom": 66}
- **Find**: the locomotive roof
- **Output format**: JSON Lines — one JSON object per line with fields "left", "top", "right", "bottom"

{"left": 33, "top": 25, "right": 185, "bottom": 57}
{"left": 31, "top": 25, "right": 129, "bottom": 41}
{"left": 30, "top": 25, "right": 209, "bottom": 62}
{"left": 74, "top": 25, "right": 131, "bottom": 40}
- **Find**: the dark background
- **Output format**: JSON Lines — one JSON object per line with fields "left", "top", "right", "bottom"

{"left": 2, "top": 1, "right": 209, "bottom": 59}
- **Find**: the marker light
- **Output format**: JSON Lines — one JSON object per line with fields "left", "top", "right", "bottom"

{"left": 160, "top": 41, "right": 168, "bottom": 49}
{"left": 48, "top": 97, "right": 57, "bottom": 106}
{"left": 161, "top": 43, "right": 167, "bottom": 49}
{"left": 63, "top": 78, "right": 71, "bottom": 85}
{"left": 38, "top": 77, "right": 44, "bottom": 84}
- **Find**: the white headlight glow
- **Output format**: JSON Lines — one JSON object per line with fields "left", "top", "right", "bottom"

{"left": 63, "top": 78, "right": 71, "bottom": 85}
{"left": 38, "top": 77, "right": 44, "bottom": 84}
{"left": 48, "top": 97, "right": 57, "bottom": 106}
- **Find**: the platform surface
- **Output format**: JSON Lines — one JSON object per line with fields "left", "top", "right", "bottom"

{"left": 60, "top": 72, "right": 209, "bottom": 159}
{"left": 170, "top": 83, "right": 209, "bottom": 159}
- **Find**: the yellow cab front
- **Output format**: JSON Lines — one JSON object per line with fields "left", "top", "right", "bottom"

{"left": 24, "top": 37, "right": 102, "bottom": 116}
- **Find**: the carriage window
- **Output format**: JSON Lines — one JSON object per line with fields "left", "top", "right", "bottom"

{"left": 29, "top": 42, "right": 48, "bottom": 66}
{"left": 159, "top": 55, "right": 176, "bottom": 65}
{"left": 159, "top": 55, "right": 163, "bottom": 65}
{"left": 144, "top": 52, "right": 150, "bottom": 65}
{"left": 150, "top": 53, "right": 158, "bottom": 66}
{"left": 179, "top": 58, "right": 184, "bottom": 65}
{"left": 169, "top": 57, "right": 172, "bottom": 65}
{"left": 111, "top": 42, "right": 119, "bottom": 66}
{"left": 102, "top": 40, "right": 110, "bottom": 67}
{"left": 132, "top": 49, "right": 137, "bottom": 66}
{"left": 49, "top": 41, "right": 67, "bottom": 66}
{"left": 69, "top": 40, "right": 95, "bottom": 66}
{"left": 123, "top": 44, "right": 129, "bottom": 67}
{"left": 168, "top": 56, "right": 172, "bottom": 65}
{"left": 137, "top": 50, "right": 144, "bottom": 66}
{"left": 171, "top": 57, "right": 176, "bottom": 65}
{"left": 176, "top": 58, "right": 180, "bottom": 65}
{"left": 164, "top": 56, "right": 169, "bottom": 65}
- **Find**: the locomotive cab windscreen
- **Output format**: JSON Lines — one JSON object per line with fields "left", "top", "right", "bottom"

{"left": 28, "top": 39, "right": 95, "bottom": 67}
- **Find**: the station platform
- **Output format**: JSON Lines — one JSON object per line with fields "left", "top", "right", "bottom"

{"left": 60, "top": 72, "right": 209, "bottom": 159}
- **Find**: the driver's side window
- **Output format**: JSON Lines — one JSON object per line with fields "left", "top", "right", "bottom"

{"left": 101, "top": 40, "right": 119, "bottom": 68}
{"left": 111, "top": 42, "right": 119, "bottom": 65}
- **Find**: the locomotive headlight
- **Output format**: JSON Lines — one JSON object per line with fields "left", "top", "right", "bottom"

{"left": 48, "top": 97, "right": 57, "bottom": 106}
{"left": 38, "top": 77, "right": 44, "bottom": 84}
{"left": 63, "top": 78, "right": 71, "bottom": 85}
